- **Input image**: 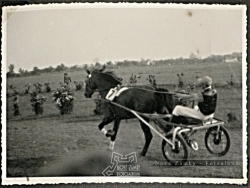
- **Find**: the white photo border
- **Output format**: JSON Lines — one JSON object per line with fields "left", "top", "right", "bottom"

{"left": 1, "top": 3, "right": 248, "bottom": 185}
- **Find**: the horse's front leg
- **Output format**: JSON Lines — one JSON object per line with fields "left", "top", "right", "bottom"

{"left": 108, "top": 119, "right": 121, "bottom": 150}
{"left": 98, "top": 116, "right": 113, "bottom": 136}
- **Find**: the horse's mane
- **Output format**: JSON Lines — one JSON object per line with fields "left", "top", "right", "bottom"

{"left": 92, "top": 66, "right": 122, "bottom": 84}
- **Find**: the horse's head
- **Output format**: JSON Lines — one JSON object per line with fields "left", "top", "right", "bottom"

{"left": 84, "top": 67, "right": 96, "bottom": 98}
{"left": 84, "top": 64, "right": 122, "bottom": 98}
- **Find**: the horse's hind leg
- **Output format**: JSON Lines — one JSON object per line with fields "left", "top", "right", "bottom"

{"left": 109, "top": 119, "right": 121, "bottom": 150}
{"left": 139, "top": 119, "right": 153, "bottom": 156}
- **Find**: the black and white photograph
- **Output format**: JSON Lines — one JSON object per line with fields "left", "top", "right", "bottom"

{"left": 2, "top": 3, "right": 247, "bottom": 184}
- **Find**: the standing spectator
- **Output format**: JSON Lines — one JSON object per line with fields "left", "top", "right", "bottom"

{"left": 64, "top": 73, "right": 71, "bottom": 85}
{"left": 13, "top": 95, "right": 20, "bottom": 116}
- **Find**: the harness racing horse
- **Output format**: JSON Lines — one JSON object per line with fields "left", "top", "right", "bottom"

{"left": 84, "top": 65, "right": 175, "bottom": 156}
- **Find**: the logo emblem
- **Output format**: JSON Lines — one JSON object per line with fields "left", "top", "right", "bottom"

{"left": 102, "top": 152, "right": 140, "bottom": 177}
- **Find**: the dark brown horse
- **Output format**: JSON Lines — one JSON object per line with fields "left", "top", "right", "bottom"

{"left": 84, "top": 65, "right": 175, "bottom": 156}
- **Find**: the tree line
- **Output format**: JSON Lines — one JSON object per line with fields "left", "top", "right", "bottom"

{"left": 7, "top": 52, "right": 241, "bottom": 78}
{"left": 7, "top": 63, "right": 82, "bottom": 78}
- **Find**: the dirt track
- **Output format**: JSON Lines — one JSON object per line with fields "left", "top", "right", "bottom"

{"left": 7, "top": 114, "right": 242, "bottom": 178}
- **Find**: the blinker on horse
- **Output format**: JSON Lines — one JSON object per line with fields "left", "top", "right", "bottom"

{"left": 84, "top": 65, "right": 174, "bottom": 156}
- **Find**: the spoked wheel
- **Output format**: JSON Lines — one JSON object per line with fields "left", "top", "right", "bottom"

{"left": 205, "top": 126, "right": 230, "bottom": 156}
{"left": 162, "top": 132, "right": 188, "bottom": 166}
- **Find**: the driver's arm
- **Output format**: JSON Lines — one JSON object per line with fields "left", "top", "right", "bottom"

{"left": 175, "top": 92, "right": 203, "bottom": 102}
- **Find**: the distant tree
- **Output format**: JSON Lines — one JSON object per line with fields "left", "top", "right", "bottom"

{"left": 189, "top": 53, "right": 197, "bottom": 59}
{"left": 7, "top": 64, "right": 16, "bottom": 77}
{"left": 106, "top": 61, "right": 113, "bottom": 67}
{"left": 33, "top": 66, "right": 40, "bottom": 75}
{"left": 56, "top": 63, "right": 66, "bottom": 72}
{"left": 175, "top": 57, "right": 184, "bottom": 64}
{"left": 232, "top": 52, "right": 241, "bottom": 58}
{"left": 23, "top": 70, "right": 29, "bottom": 77}
{"left": 123, "top": 60, "right": 130, "bottom": 67}
{"left": 83, "top": 64, "right": 88, "bottom": 70}
{"left": 9, "top": 64, "right": 15, "bottom": 73}
{"left": 139, "top": 58, "right": 147, "bottom": 66}
{"left": 116, "top": 61, "right": 123, "bottom": 67}
{"left": 202, "top": 57, "right": 211, "bottom": 63}
{"left": 131, "top": 60, "right": 139, "bottom": 66}
{"left": 209, "top": 54, "right": 224, "bottom": 63}
{"left": 48, "top": 66, "right": 54, "bottom": 73}
{"left": 70, "top": 65, "right": 78, "bottom": 71}
{"left": 19, "top": 68, "right": 25, "bottom": 75}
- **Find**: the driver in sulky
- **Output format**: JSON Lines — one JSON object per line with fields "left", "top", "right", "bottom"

{"left": 166, "top": 76, "right": 217, "bottom": 123}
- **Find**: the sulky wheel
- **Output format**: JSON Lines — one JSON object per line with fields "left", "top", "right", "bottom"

{"left": 162, "top": 132, "right": 188, "bottom": 166}
{"left": 205, "top": 126, "right": 230, "bottom": 157}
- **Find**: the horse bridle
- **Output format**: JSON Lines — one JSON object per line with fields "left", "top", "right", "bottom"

{"left": 86, "top": 76, "right": 112, "bottom": 94}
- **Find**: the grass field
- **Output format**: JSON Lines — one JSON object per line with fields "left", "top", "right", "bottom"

{"left": 5, "top": 61, "right": 244, "bottom": 178}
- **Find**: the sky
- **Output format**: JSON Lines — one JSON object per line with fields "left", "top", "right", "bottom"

{"left": 4, "top": 4, "right": 244, "bottom": 72}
